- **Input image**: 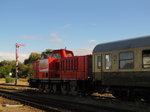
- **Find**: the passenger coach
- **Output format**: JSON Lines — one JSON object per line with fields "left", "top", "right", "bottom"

{"left": 93, "top": 36, "right": 150, "bottom": 98}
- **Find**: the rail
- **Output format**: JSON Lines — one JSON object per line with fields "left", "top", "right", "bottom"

{"left": 0, "top": 89, "right": 138, "bottom": 112}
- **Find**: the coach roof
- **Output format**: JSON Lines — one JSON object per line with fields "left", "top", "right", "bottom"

{"left": 93, "top": 35, "right": 150, "bottom": 53}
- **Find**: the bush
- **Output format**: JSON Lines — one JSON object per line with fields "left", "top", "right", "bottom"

{"left": 26, "top": 74, "right": 33, "bottom": 79}
{"left": 5, "top": 75, "right": 14, "bottom": 83}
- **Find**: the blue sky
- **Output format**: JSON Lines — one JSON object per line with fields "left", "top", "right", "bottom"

{"left": 0, "top": 0, "right": 150, "bottom": 61}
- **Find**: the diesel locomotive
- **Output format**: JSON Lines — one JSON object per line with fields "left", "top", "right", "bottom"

{"left": 29, "top": 36, "right": 150, "bottom": 99}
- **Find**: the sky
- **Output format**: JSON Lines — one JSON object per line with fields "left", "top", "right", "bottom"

{"left": 0, "top": 0, "right": 150, "bottom": 62}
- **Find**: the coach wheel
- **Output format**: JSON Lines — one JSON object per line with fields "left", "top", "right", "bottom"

{"left": 70, "top": 85, "right": 78, "bottom": 95}
{"left": 38, "top": 84, "right": 44, "bottom": 93}
{"left": 52, "top": 84, "right": 57, "bottom": 94}
{"left": 44, "top": 84, "right": 51, "bottom": 93}
{"left": 61, "top": 84, "right": 68, "bottom": 95}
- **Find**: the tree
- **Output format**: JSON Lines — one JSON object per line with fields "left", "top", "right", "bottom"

{"left": 0, "top": 50, "right": 50, "bottom": 78}
{"left": 0, "top": 65, "right": 12, "bottom": 77}
{"left": 0, "top": 60, "right": 16, "bottom": 67}
{"left": 0, "top": 60, "right": 16, "bottom": 78}
{"left": 23, "top": 52, "right": 41, "bottom": 78}
{"left": 20, "top": 64, "right": 33, "bottom": 78}
{"left": 41, "top": 49, "right": 53, "bottom": 59}
{"left": 0, "top": 60, "right": 27, "bottom": 78}
{"left": 24, "top": 52, "right": 41, "bottom": 65}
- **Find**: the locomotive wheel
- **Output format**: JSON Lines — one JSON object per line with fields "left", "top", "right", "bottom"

{"left": 52, "top": 84, "right": 57, "bottom": 94}
{"left": 61, "top": 84, "right": 68, "bottom": 95}
{"left": 38, "top": 84, "right": 44, "bottom": 93}
{"left": 44, "top": 84, "right": 51, "bottom": 93}
{"left": 70, "top": 85, "right": 78, "bottom": 95}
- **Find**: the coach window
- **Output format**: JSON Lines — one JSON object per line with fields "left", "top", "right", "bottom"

{"left": 105, "top": 54, "right": 112, "bottom": 69}
{"left": 97, "top": 56, "right": 102, "bottom": 69}
{"left": 119, "top": 52, "right": 134, "bottom": 69}
{"left": 142, "top": 50, "right": 150, "bottom": 68}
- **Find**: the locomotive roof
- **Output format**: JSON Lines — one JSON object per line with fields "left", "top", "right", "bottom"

{"left": 93, "top": 35, "right": 150, "bottom": 53}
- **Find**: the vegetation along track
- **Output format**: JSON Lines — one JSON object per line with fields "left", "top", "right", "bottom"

{"left": 0, "top": 89, "right": 139, "bottom": 112}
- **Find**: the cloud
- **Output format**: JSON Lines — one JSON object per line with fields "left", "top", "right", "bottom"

{"left": 20, "top": 35, "right": 38, "bottom": 39}
{"left": 63, "top": 24, "right": 72, "bottom": 29}
{"left": 49, "top": 32, "right": 65, "bottom": 43}
{"left": 0, "top": 52, "right": 29, "bottom": 62}
{"left": 49, "top": 31, "right": 70, "bottom": 38}
{"left": 72, "top": 47, "right": 94, "bottom": 55}
{"left": 88, "top": 40, "right": 98, "bottom": 43}
{"left": 49, "top": 38, "right": 63, "bottom": 43}
{"left": 49, "top": 32, "right": 60, "bottom": 37}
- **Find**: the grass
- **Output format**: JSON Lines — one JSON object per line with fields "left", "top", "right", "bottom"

{"left": 0, "top": 78, "right": 29, "bottom": 85}
{"left": 0, "top": 78, "right": 31, "bottom": 90}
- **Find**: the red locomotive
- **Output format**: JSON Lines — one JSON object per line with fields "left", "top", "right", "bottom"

{"left": 30, "top": 49, "right": 92, "bottom": 95}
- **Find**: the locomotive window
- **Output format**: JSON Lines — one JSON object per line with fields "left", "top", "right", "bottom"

{"left": 66, "top": 52, "right": 73, "bottom": 57}
{"left": 142, "top": 50, "right": 150, "bottom": 68}
{"left": 105, "top": 54, "right": 112, "bottom": 69}
{"left": 119, "top": 52, "right": 134, "bottom": 69}
{"left": 97, "top": 56, "right": 102, "bottom": 69}
{"left": 51, "top": 52, "right": 61, "bottom": 59}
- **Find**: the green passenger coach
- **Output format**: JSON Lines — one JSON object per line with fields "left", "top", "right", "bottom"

{"left": 92, "top": 36, "right": 150, "bottom": 98}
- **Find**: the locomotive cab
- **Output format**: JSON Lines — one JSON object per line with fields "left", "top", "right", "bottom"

{"left": 38, "top": 49, "right": 74, "bottom": 78}
{"left": 48, "top": 49, "right": 74, "bottom": 78}
{"left": 50, "top": 49, "right": 74, "bottom": 59}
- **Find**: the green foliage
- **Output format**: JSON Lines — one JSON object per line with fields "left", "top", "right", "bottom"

{"left": 0, "top": 60, "right": 16, "bottom": 76}
{"left": 0, "top": 50, "right": 46, "bottom": 78}
{"left": 41, "top": 49, "right": 53, "bottom": 59}
{"left": 5, "top": 75, "right": 14, "bottom": 83}
{"left": 0, "top": 62, "right": 14, "bottom": 78}
{"left": 0, "top": 60, "right": 33, "bottom": 78}
{"left": 20, "top": 63, "right": 34, "bottom": 78}
{"left": 45, "top": 49, "right": 53, "bottom": 54}
{"left": 23, "top": 52, "right": 41, "bottom": 78}
{"left": 24, "top": 52, "right": 41, "bottom": 65}
{"left": 0, "top": 60, "right": 15, "bottom": 67}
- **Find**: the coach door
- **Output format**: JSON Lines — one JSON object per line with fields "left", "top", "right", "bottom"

{"left": 95, "top": 54, "right": 103, "bottom": 80}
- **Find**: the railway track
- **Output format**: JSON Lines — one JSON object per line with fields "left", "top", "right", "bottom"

{"left": 0, "top": 89, "right": 63, "bottom": 112}
{"left": 0, "top": 88, "right": 144, "bottom": 112}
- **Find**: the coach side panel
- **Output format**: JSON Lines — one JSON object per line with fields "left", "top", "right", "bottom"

{"left": 93, "top": 46, "right": 150, "bottom": 87}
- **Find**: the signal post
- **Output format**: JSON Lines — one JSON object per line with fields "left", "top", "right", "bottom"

{"left": 15, "top": 43, "right": 25, "bottom": 85}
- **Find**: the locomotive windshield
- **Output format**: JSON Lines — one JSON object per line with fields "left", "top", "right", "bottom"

{"left": 41, "top": 49, "right": 53, "bottom": 59}
{"left": 66, "top": 52, "right": 73, "bottom": 57}
{"left": 51, "top": 52, "right": 61, "bottom": 59}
